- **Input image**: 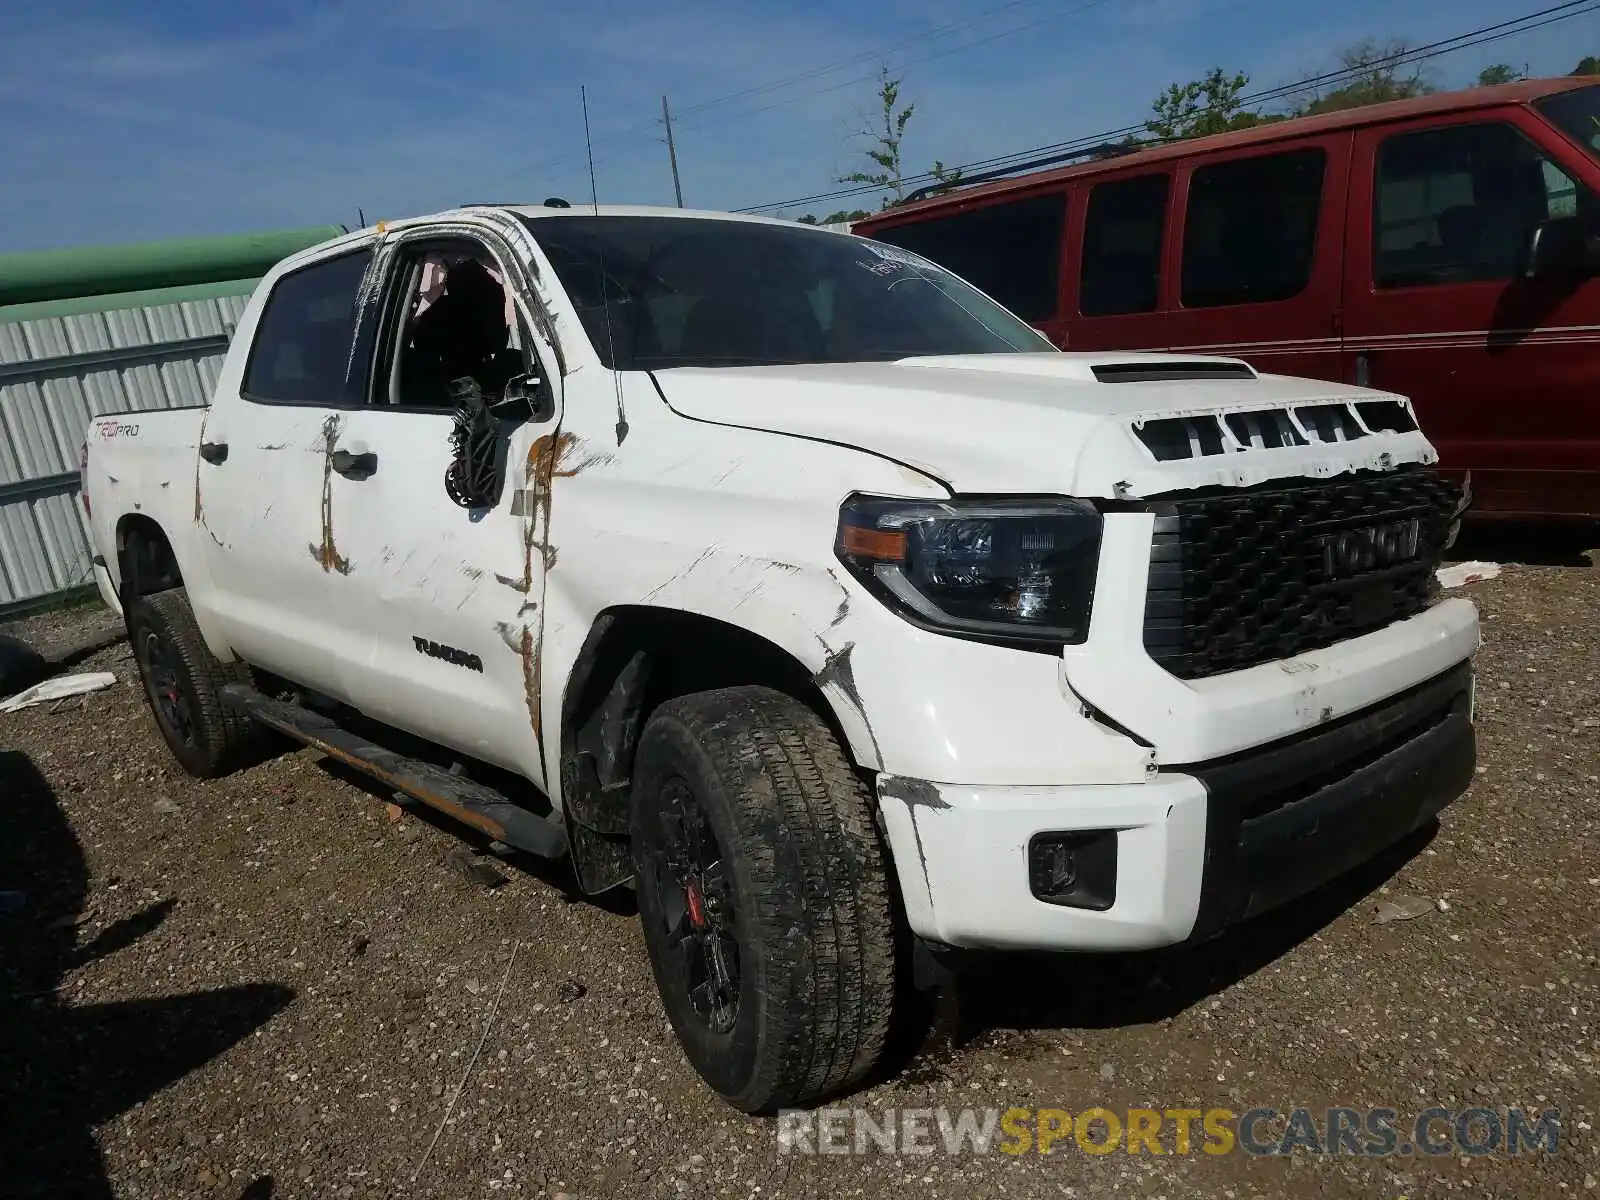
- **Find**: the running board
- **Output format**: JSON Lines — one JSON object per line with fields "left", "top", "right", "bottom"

{"left": 220, "top": 684, "right": 567, "bottom": 859}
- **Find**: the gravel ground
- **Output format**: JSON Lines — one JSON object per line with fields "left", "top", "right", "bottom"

{"left": 2, "top": 550, "right": 1597, "bottom": 1200}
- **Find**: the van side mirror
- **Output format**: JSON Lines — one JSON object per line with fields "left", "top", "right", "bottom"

{"left": 1526, "top": 216, "right": 1600, "bottom": 280}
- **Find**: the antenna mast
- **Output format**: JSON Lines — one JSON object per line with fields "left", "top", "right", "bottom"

{"left": 580, "top": 85, "right": 629, "bottom": 445}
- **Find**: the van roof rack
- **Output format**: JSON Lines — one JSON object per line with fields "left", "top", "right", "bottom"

{"left": 901, "top": 141, "right": 1145, "bottom": 205}
{"left": 457, "top": 198, "right": 572, "bottom": 209}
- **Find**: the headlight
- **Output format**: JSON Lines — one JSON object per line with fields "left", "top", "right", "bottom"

{"left": 835, "top": 495, "right": 1102, "bottom": 645}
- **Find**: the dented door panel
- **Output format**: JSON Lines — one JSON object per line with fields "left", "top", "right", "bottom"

{"left": 326, "top": 410, "right": 558, "bottom": 782}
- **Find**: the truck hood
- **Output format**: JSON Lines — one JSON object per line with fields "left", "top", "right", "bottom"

{"left": 650, "top": 352, "right": 1440, "bottom": 499}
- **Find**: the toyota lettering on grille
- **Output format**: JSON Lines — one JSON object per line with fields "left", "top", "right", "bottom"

{"left": 1319, "top": 518, "right": 1423, "bottom": 579}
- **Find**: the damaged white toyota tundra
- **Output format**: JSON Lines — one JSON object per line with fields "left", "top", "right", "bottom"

{"left": 82, "top": 204, "right": 1478, "bottom": 1113}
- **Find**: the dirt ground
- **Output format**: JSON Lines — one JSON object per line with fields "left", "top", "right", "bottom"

{"left": 2, "top": 542, "right": 1597, "bottom": 1199}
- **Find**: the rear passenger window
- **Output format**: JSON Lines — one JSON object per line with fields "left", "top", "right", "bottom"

{"left": 1374, "top": 122, "right": 1589, "bottom": 288}
{"left": 1181, "top": 149, "right": 1326, "bottom": 308}
{"left": 869, "top": 194, "right": 1066, "bottom": 322}
{"left": 243, "top": 249, "right": 376, "bottom": 404}
{"left": 1080, "top": 174, "right": 1170, "bottom": 317}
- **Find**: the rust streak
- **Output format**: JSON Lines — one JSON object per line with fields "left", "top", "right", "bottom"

{"left": 494, "top": 571, "right": 531, "bottom": 593}
{"left": 309, "top": 413, "right": 351, "bottom": 575}
{"left": 519, "top": 626, "right": 542, "bottom": 741}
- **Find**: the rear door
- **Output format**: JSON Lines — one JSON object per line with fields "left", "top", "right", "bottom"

{"left": 1165, "top": 134, "right": 1352, "bottom": 382}
{"left": 195, "top": 242, "right": 380, "bottom": 695}
{"left": 1342, "top": 108, "right": 1600, "bottom": 516}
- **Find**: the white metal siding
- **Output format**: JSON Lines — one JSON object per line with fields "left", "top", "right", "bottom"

{"left": 0, "top": 293, "right": 248, "bottom": 614}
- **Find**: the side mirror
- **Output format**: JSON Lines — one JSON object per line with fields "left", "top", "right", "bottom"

{"left": 486, "top": 372, "right": 550, "bottom": 422}
{"left": 1526, "top": 216, "right": 1600, "bottom": 280}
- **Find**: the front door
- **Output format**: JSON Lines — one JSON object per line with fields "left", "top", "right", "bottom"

{"left": 196, "top": 243, "right": 380, "bottom": 697}
{"left": 1342, "top": 110, "right": 1600, "bottom": 517}
{"left": 330, "top": 232, "right": 563, "bottom": 785}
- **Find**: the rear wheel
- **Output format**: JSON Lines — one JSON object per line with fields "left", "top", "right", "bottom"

{"left": 127, "top": 589, "right": 262, "bottom": 778}
{"left": 631, "top": 686, "right": 897, "bottom": 1113}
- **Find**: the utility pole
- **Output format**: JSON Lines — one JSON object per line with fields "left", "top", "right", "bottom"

{"left": 661, "top": 94, "right": 685, "bottom": 208}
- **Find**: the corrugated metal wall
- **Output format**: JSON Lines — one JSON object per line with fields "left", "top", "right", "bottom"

{"left": 0, "top": 293, "right": 248, "bottom": 615}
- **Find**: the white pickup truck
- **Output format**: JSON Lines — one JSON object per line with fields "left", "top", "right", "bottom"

{"left": 82, "top": 204, "right": 1479, "bottom": 1113}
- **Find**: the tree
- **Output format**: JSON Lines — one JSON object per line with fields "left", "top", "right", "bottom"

{"left": 839, "top": 67, "right": 916, "bottom": 206}
{"left": 838, "top": 67, "right": 961, "bottom": 209}
{"left": 1146, "top": 68, "right": 1268, "bottom": 141}
{"left": 925, "top": 160, "right": 964, "bottom": 198}
{"left": 1297, "top": 39, "right": 1435, "bottom": 116}
{"left": 1575, "top": 56, "right": 1600, "bottom": 75}
{"left": 1477, "top": 64, "right": 1524, "bottom": 86}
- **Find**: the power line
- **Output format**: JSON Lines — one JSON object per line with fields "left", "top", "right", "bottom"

{"left": 674, "top": 0, "right": 1063, "bottom": 119}
{"left": 493, "top": 0, "right": 1123, "bottom": 189}
{"left": 738, "top": 0, "right": 1600, "bottom": 214}
{"left": 675, "top": 0, "right": 1119, "bottom": 128}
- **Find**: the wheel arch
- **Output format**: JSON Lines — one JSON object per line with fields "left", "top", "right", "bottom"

{"left": 557, "top": 604, "right": 875, "bottom": 894}
{"left": 115, "top": 513, "right": 184, "bottom": 599}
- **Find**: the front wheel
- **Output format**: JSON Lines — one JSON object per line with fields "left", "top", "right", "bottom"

{"left": 631, "top": 686, "right": 897, "bottom": 1114}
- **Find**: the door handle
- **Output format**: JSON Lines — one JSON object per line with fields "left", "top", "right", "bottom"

{"left": 331, "top": 449, "right": 378, "bottom": 478}
{"left": 199, "top": 441, "right": 229, "bottom": 465}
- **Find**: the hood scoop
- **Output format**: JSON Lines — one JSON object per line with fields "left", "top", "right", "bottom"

{"left": 1091, "top": 360, "right": 1257, "bottom": 384}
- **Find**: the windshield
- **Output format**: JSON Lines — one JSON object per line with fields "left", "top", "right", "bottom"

{"left": 1536, "top": 83, "right": 1600, "bottom": 164}
{"left": 518, "top": 215, "right": 1054, "bottom": 369}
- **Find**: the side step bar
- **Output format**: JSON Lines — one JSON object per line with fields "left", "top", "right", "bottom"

{"left": 220, "top": 684, "right": 567, "bottom": 859}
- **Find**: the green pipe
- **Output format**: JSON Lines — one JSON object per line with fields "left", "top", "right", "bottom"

{"left": 0, "top": 226, "right": 345, "bottom": 306}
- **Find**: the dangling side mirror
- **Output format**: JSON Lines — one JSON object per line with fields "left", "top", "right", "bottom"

{"left": 486, "top": 372, "right": 551, "bottom": 422}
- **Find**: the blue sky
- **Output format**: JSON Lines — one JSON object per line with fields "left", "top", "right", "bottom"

{"left": 1, "top": 0, "right": 1596, "bottom": 250}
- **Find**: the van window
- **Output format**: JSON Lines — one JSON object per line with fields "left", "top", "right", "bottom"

{"left": 1535, "top": 83, "right": 1600, "bottom": 164}
{"left": 1180, "top": 149, "right": 1326, "bottom": 308}
{"left": 1080, "top": 174, "right": 1169, "bottom": 317}
{"left": 243, "top": 249, "right": 376, "bottom": 405}
{"left": 1374, "top": 122, "right": 1591, "bottom": 288}
{"left": 868, "top": 194, "right": 1067, "bottom": 322}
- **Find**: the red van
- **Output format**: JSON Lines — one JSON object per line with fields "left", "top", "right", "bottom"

{"left": 857, "top": 78, "right": 1600, "bottom": 519}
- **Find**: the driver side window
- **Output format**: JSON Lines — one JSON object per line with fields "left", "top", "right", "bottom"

{"left": 378, "top": 241, "right": 528, "bottom": 410}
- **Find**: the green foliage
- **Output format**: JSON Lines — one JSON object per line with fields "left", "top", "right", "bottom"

{"left": 1295, "top": 40, "right": 1435, "bottom": 116}
{"left": 839, "top": 66, "right": 916, "bottom": 206}
{"left": 1146, "top": 68, "right": 1267, "bottom": 141}
{"left": 837, "top": 67, "right": 965, "bottom": 209}
{"left": 1575, "top": 56, "right": 1600, "bottom": 76}
{"left": 1477, "top": 64, "right": 1524, "bottom": 86}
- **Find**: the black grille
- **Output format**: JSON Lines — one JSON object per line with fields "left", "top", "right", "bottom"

{"left": 1143, "top": 468, "right": 1462, "bottom": 679}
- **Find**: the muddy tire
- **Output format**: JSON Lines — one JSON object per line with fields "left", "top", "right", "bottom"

{"left": 127, "top": 588, "right": 262, "bottom": 778}
{"left": 630, "top": 686, "right": 897, "bottom": 1113}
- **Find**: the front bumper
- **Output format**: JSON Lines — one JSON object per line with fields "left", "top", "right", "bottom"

{"left": 878, "top": 661, "right": 1475, "bottom": 951}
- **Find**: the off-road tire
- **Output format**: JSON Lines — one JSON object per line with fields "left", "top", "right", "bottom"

{"left": 631, "top": 686, "right": 897, "bottom": 1114}
{"left": 127, "top": 588, "right": 262, "bottom": 778}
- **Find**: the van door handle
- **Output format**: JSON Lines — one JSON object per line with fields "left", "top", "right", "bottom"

{"left": 331, "top": 449, "right": 378, "bottom": 478}
{"left": 199, "top": 441, "right": 229, "bottom": 465}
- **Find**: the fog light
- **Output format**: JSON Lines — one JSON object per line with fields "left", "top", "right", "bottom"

{"left": 1028, "top": 830, "right": 1117, "bottom": 910}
